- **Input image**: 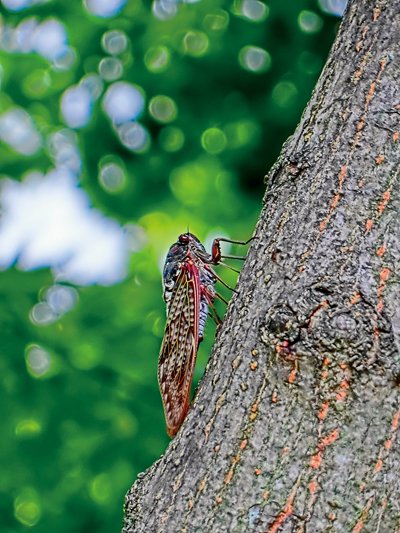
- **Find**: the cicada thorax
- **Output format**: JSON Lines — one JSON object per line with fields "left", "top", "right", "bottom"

{"left": 158, "top": 233, "right": 218, "bottom": 437}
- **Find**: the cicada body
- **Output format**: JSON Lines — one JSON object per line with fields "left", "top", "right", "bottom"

{"left": 158, "top": 233, "right": 217, "bottom": 437}
{"left": 158, "top": 232, "right": 252, "bottom": 437}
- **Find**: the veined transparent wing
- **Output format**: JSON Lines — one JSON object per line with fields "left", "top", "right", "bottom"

{"left": 158, "top": 260, "right": 201, "bottom": 437}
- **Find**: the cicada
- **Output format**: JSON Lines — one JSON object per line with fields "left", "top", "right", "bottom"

{"left": 158, "top": 232, "right": 251, "bottom": 437}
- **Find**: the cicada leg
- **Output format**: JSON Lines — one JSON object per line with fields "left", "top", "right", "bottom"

{"left": 207, "top": 304, "right": 223, "bottom": 335}
{"left": 211, "top": 236, "right": 254, "bottom": 264}
{"left": 215, "top": 291, "right": 229, "bottom": 305}
{"left": 218, "top": 261, "right": 240, "bottom": 274}
{"left": 206, "top": 266, "right": 237, "bottom": 292}
{"left": 202, "top": 286, "right": 223, "bottom": 326}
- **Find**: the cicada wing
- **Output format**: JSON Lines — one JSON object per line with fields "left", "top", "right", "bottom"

{"left": 158, "top": 263, "right": 200, "bottom": 437}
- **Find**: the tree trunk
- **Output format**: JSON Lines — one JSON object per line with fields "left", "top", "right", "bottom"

{"left": 124, "top": 1, "right": 400, "bottom": 531}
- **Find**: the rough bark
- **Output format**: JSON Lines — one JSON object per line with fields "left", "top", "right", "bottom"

{"left": 124, "top": 1, "right": 400, "bottom": 531}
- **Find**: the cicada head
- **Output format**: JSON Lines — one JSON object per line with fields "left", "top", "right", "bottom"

{"left": 163, "top": 233, "right": 211, "bottom": 299}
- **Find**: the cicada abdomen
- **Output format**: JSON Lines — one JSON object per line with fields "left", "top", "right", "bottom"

{"left": 158, "top": 232, "right": 251, "bottom": 437}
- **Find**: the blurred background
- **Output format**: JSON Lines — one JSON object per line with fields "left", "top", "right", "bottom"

{"left": 0, "top": 0, "right": 346, "bottom": 531}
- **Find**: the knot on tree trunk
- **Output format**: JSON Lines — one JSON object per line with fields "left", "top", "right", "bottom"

{"left": 262, "top": 285, "right": 399, "bottom": 380}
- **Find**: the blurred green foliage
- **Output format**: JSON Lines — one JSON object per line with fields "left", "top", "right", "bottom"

{"left": 0, "top": 0, "right": 339, "bottom": 531}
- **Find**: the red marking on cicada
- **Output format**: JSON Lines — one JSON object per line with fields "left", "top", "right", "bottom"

{"left": 158, "top": 232, "right": 252, "bottom": 437}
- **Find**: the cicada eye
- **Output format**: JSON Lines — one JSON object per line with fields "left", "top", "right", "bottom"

{"left": 178, "top": 233, "right": 190, "bottom": 244}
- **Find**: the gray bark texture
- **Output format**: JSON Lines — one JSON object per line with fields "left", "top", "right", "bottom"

{"left": 124, "top": 1, "right": 400, "bottom": 531}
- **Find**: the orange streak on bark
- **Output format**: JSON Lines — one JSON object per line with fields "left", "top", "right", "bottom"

{"left": 384, "top": 439, "right": 392, "bottom": 450}
{"left": 224, "top": 469, "right": 234, "bottom": 485}
{"left": 338, "top": 165, "right": 347, "bottom": 187}
{"left": 380, "top": 267, "right": 391, "bottom": 284}
{"left": 321, "top": 369, "right": 329, "bottom": 380}
{"left": 376, "top": 267, "right": 391, "bottom": 315}
{"left": 275, "top": 341, "right": 286, "bottom": 354}
{"left": 319, "top": 194, "right": 341, "bottom": 231}
{"left": 366, "top": 80, "right": 377, "bottom": 106}
{"left": 310, "top": 430, "right": 340, "bottom": 469}
{"left": 288, "top": 367, "right": 297, "bottom": 383}
{"left": 375, "top": 154, "right": 384, "bottom": 164}
{"left": 271, "top": 391, "right": 278, "bottom": 403}
{"left": 308, "top": 300, "right": 329, "bottom": 328}
{"left": 365, "top": 219, "right": 373, "bottom": 232}
{"left": 376, "top": 245, "right": 386, "bottom": 257}
{"left": 319, "top": 166, "right": 348, "bottom": 232}
{"left": 391, "top": 410, "right": 400, "bottom": 431}
{"left": 353, "top": 67, "right": 363, "bottom": 80}
{"left": 320, "top": 357, "right": 330, "bottom": 380}
{"left": 378, "top": 190, "right": 391, "bottom": 214}
{"left": 355, "top": 58, "right": 386, "bottom": 142}
{"left": 310, "top": 451, "right": 322, "bottom": 469}
{"left": 336, "top": 379, "right": 350, "bottom": 402}
{"left": 240, "top": 439, "right": 247, "bottom": 450}
{"left": 374, "top": 458, "right": 383, "bottom": 472}
{"left": 308, "top": 479, "right": 318, "bottom": 494}
{"left": 353, "top": 497, "right": 374, "bottom": 532}
{"left": 320, "top": 428, "right": 340, "bottom": 448}
{"left": 393, "top": 131, "right": 399, "bottom": 142}
{"left": 267, "top": 489, "right": 296, "bottom": 533}
{"left": 353, "top": 520, "right": 364, "bottom": 533}
{"left": 350, "top": 292, "right": 362, "bottom": 305}
{"left": 318, "top": 401, "right": 330, "bottom": 421}
{"left": 224, "top": 454, "right": 240, "bottom": 485}
{"left": 373, "top": 7, "right": 381, "bottom": 21}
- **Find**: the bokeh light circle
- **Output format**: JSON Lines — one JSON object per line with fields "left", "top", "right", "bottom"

{"left": 239, "top": 46, "right": 271, "bottom": 73}
{"left": 241, "top": 0, "right": 269, "bottom": 22}
{"left": 201, "top": 128, "right": 227, "bottom": 155}
{"left": 117, "top": 122, "right": 150, "bottom": 152}
{"left": 298, "top": 10, "right": 324, "bottom": 34}
{"left": 99, "top": 57, "right": 123, "bottom": 81}
{"left": 183, "top": 30, "right": 209, "bottom": 57}
{"left": 159, "top": 126, "right": 185, "bottom": 152}
{"left": 272, "top": 81, "right": 298, "bottom": 108}
{"left": 203, "top": 9, "right": 229, "bottom": 31}
{"left": 98, "top": 160, "right": 127, "bottom": 193}
{"left": 84, "top": 0, "right": 127, "bottom": 18}
{"left": 103, "top": 82, "right": 145, "bottom": 124}
{"left": 61, "top": 85, "right": 92, "bottom": 128}
{"left": 25, "top": 345, "right": 52, "bottom": 378}
{"left": 101, "top": 30, "right": 128, "bottom": 55}
{"left": 149, "top": 95, "right": 177, "bottom": 124}
{"left": 144, "top": 45, "right": 171, "bottom": 73}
